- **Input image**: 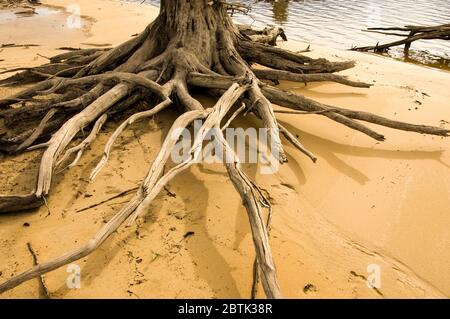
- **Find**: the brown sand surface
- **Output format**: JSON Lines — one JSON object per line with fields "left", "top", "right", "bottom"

{"left": 0, "top": 0, "right": 449, "bottom": 298}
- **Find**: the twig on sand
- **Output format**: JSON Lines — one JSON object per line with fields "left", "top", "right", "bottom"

{"left": 80, "top": 43, "right": 112, "bottom": 48}
{"left": 26, "top": 242, "right": 51, "bottom": 299}
{"left": 36, "top": 53, "right": 51, "bottom": 60}
{"left": 57, "top": 47, "right": 82, "bottom": 51}
{"left": 1, "top": 43, "right": 40, "bottom": 49}
{"left": 75, "top": 187, "right": 138, "bottom": 213}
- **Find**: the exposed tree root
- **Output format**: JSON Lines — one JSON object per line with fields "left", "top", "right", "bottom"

{"left": 188, "top": 73, "right": 449, "bottom": 140}
{"left": 90, "top": 99, "right": 171, "bottom": 180}
{"left": 216, "top": 129, "right": 281, "bottom": 298}
{"left": 0, "top": 0, "right": 448, "bottom": 298}
{"left": 252, "top": 68, "right": 372, "bottom": 88}
{"left": 16, "top": 108, "right": 58, "bottom": 152}
{"left": 55, "top": 113, "right": 108, "bottom": 171}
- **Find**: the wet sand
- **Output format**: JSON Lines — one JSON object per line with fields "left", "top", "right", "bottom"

{"left": 0, "top": 0, "right": 449, "bottom": 298}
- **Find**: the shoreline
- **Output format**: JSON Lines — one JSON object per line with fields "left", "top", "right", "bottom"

{"left": 0, "top": 0, "right": 449, "bottom": 298}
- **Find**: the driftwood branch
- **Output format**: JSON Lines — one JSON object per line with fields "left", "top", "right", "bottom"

{"left": 353, "top": 23, "right": 450, "bottom": 54}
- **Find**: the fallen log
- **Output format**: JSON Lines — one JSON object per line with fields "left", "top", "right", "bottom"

{"left": 352, "top": 23, "right": 450, "bottom": 54}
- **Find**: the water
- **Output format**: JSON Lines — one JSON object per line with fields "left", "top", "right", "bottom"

{"left": 142, "top": 0, "right": 450, "bottom": 69}
{"left": 0, "top": 7, "right": 59, "bottom": 24}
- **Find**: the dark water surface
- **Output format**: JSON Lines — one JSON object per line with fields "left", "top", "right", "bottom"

{"left": 143, "top": 0, "right": 450, "bottom": 69}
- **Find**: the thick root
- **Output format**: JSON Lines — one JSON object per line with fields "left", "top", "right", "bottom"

{"left": 0, "top": 83, "right": 249, "bottom": 295}
{"left": 36, "top": 83, "right": 131, "bottom": 199}
{"left": 90, "top": 99, "right": 172, "bottom": 180}
{"left": 55, "top": 114, "right": 109, "bottom": 171}
{"left": 216, "top": 129, "right": 281, "bottom": 299}
{"left": 262, "top": 84, "right": 450, "bottom": 137}
{"left": 253, "top": 68, "right": 372, "bottom": 88}
{"left": 188, "top": 73, "right": 449, "bottom": 139}
{"left": 238, "top": 40, "right": 355, "bottom": 74}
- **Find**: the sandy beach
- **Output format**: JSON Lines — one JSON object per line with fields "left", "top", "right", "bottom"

{"left": 0, "top": 0, "right": 449, "bottom": 298}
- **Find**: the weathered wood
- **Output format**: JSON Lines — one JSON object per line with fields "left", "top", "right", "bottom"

{"left": 90, "top": 99, "right": 171, "bottom": 180}
{"left": 238, "top": 24, "right": 287, "bottom": 45}
{"left": 56, "top": 113, "right": 109, "bottom": 170}
{"left": 215, "top": 129, "right": 281, "bottom": 299}
{"left": 353, "top": 24, "right": 450, "bottom": 53}
{"left": 0, "top": 0, "right": 447, "bottom": 299}
{"left": 253, "top": 68, "right": 371, "bottom": 88}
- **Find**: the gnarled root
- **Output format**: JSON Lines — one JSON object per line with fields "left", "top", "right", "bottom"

{"left": 0, "top": 0, "right": 448, "bottom": 299}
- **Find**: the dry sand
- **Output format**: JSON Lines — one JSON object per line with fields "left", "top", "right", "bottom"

{"left": 0, "top": 0, "right": 449, "bottom": 298}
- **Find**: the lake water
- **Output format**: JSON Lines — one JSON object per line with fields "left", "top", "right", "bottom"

{"left": 143, "top": 0, "right": 450, "bottom": 69}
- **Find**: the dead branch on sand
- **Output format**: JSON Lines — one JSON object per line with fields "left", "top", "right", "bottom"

{"left": 352, "top": 23, "right": 450, "bottom": 54}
